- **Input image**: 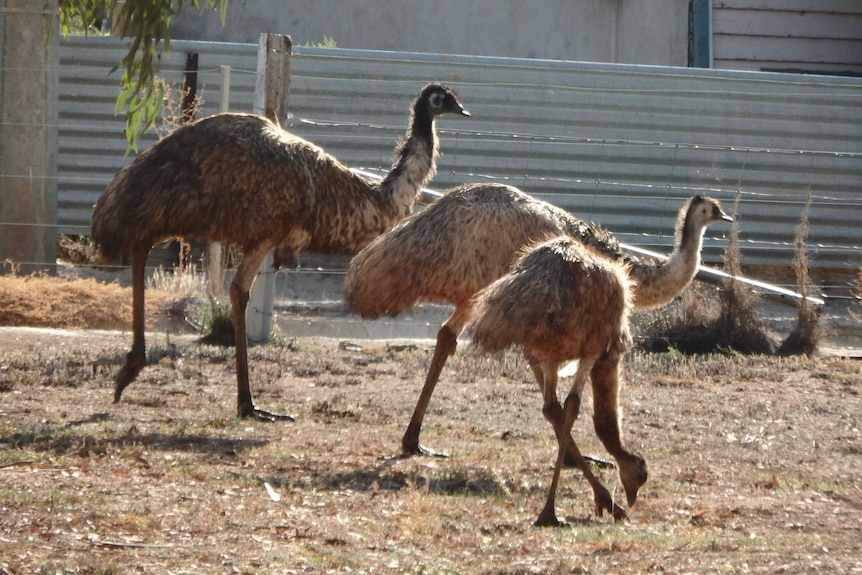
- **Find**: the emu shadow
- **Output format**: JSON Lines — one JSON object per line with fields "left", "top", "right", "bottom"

{"left": 231, "top": 456, "right": 528, "bottom": 498}
{"left": 2, "top": 425, "right": 269, "bottom": 458}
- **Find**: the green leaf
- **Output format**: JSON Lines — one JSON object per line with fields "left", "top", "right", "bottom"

{"left": 60, "top": 0, "right": 228, "bottom": 152}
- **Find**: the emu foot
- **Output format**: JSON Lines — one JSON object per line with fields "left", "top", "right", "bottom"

{"left": 594, "top": 487, "right": 629, "bottom": 522}
{"left": 564, "top": 452, "right": 615, "bottom": 469}
{"left": 113, "top": 352, "right": 147, "bottom": 403}
{"left": 534, "top": 507, "right": 564, "bottom": 528}
{"left": 610, "top": 502, "right": 628, "bottom": 522}
{"left": 619, "top": 454, "right": 649, "bottom": 507}
{"left": 239, "top": 405, "right": 296, "bottom": 422}
{"left": 401, "top": 441, "right": 449, "bottom": 458}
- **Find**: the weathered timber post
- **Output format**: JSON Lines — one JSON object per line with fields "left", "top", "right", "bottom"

{"left": 207, "top": 65, "right": 232, "bottom": 300}
{"left": 246, "top": 33, "right": 291, "bottom": 341}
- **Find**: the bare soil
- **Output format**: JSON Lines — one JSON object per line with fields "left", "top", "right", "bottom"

{"left": 1, "top": 276, "right": 861, "bottom": 574}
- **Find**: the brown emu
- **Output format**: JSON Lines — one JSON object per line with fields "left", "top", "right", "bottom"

{"left": 469, "top": 236, "right": 640, "bottom": 526}
{"left": 344, "top": 185, "right": 731, "bottom": 454}
{"left": 92, "top": 83, "right": 469, "bottom": 421}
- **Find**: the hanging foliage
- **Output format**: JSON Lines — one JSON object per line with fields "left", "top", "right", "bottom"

{"left": 57, "top": 0, "right": 227, "bottom": 152}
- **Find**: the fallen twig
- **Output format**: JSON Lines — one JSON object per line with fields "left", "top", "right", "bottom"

{"left": 0, "top": 460, "right": 35, "bottom": 469}
{"left": 85, "top": 536, "right": 174, "bottom": 549}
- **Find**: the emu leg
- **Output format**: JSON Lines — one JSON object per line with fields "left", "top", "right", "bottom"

{"left": 401, "top": 325, "right": 457, "bottom": 456}
{"left": 402, "top": 307, "right": 472, "bottom": 456}
{"left": 114, "top": 245, "right": 149, "bottom": 402}
{"left": 534, "top": 362, "right": 625, "bottom": 524}
{"left": 537, "top": 389, "right": 586, "bottom": 527}
{"left": 591, "top": 348, "right": 647, "bottom": 507}
{"left": 231, "top": 246, "right": 294, "bottom": 422}
{"left": 527, "top": 359, "right": 614, "bottom": 470}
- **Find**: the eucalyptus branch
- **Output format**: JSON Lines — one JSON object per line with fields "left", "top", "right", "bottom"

{"left": 58, "top": 0, "right": 227, "bottom": 152}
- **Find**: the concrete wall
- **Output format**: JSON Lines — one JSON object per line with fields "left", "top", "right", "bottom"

{"left": 172, "top": 0, "right": 691, "bottom": 66}
{"left": 0, "top": 1, "right": 58, "bottom": 274}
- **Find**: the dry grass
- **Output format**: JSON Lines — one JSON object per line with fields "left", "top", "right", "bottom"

{"left": 0, "top": 274, "right": 861, "bottom": 574}
{"left": 0, "top": 334, "right": 860, "bottom": 574}
{"left": 779, "top": 194, "right": 820, "bottom": 356}
{"left": 0, "top": 336, "right": 862, "bottom": 574}
{"left": 0, "top": 274, "right": 175, "bottom": 331}
{"left": 635, "top": 193, "right": 825, "bottom": 356}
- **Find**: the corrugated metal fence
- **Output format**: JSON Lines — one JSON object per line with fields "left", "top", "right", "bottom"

{"left": 58, "top": 36, "right": 862, "bottom": 275}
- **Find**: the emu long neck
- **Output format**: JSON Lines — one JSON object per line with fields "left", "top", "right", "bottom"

{"left": 629, "top": 212, "right": 705, "bottom": 311}
{"left": 378, "top": 110, "right": 439, "bottom": 218}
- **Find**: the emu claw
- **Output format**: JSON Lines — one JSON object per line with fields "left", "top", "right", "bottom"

{"left": 595, "top": 491, "right": 629, "bottom": 522}
{"left": 564, "top": 452, "right": 616, "bottom": 469}
{"left": 534, "top": 508, "right": 564, "bottom": 528}
{"left": 402, "top": 443, "right": 450, "bottom": 458}
{"left": 610, "top": 503, "right": 628, "bottom": 522}
{"left": 240, "top": 406, "right": 296, "bottom": 422}
{"left": 113, "top": 353, "right": 147, "bottom": 403}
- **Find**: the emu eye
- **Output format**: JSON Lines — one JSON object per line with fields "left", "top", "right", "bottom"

{"left": 429, "top": 93, "right": 445, "bottom": 108}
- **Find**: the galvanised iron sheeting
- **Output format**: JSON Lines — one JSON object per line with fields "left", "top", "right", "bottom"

{"left": 285, "top": 49, "right": 862, "bottom": 271}
{"left": 57, "top": 37, "right": 862, "bottom": 272}
{"left": 57, "top": 37, "right": 258, "bottom": 231}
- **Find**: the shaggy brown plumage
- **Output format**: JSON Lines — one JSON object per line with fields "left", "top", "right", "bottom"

{"left": 470, "top": 236, "right": 645, "bottom": 525}
{"left": 343, "top": 184, "right": 730, "bottom": 454}
{"left": 92, "top": 82, "right": 469, "bottom": 420}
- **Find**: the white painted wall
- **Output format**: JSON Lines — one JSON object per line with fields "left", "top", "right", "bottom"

{"left": 172, "top": 0, "right": 691, "bottom": 66}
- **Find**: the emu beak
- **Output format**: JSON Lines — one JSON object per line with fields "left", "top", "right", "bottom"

{"left": 458, "top": 105, "right": 471, "bottom": 117}
{"left": 714, "top": 205, "right": 733, "bottom": 222}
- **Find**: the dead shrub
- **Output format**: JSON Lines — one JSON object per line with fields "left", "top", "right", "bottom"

{"left": 635, "top": 191, "right": 776, "bottom": 355}
{"left": 778, "top": 193, "right": 821, "bottom": 356}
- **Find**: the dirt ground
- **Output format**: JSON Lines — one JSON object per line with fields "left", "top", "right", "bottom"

{"left": 1, "top": 277, "right": 861, "bottom": 574}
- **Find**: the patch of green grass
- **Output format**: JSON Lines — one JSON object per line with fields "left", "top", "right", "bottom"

{"left": 0, "top": 486, "right": 42, "bottom": 508}
{"left": 28, "top": 563, "right": 126, "bottom": 575}
{"left": 204, "top": 417, "right": 237, "bottom": 430}
{"left": 311, "top": 396, "right": 362, "bottom": 421}
{"left": 300, "top": 35, "right": 338, "bottom": 48}
{"left": 269, "top": 330, "right": 302, "bottom": 350}
{"left": 199, "top": 297, "right": 234, "bottom": 345}
{"left": 406, "top": 566, "right": 461, "bottom": 575}
{"left": 303, "top": 543, "right": 367, "bottom": 572}
{"left": 45, "top": 491, "right": 82, "bottom": 511}
{"left": 802, "top": 479, "right": 846, "bottom": 496}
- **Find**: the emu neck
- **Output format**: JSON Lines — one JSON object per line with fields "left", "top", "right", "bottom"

{"left": 629, "top": 216, "right": 705, "bottom": 312}
{"left": 378, "top": 110, "right": 439, "bottom": 218}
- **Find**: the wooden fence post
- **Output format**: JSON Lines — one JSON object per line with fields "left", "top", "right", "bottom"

{"left": 207, "top": 65, "right": 232, "bottom": 300}
{"left": 246, "top": 33, "right": 292, "bottom": 341}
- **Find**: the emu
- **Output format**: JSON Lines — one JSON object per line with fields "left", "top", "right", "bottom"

{"left": 469, "top": 236, "right": 640, "bottom": 525}
{"left": 92, "top": 83, "right": 469, "bottom": 421}
{"left": 344, "top": 185, "right": 731, "bottom": 454}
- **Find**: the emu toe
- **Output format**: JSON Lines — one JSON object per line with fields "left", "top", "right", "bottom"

{"left": 594, "top": 484, "right": 629, "bottom": 522}
{"left": 619, "top": 453, "right": 648, "bottom": 507}
{"left": 113, "top": 351, "right": 146, "bottom": 402}
{"left": 534, "top": 507, "right": 564, "bottom": 528}
{"left": 239, "top": 404, "right": 296, "bottom": 422}
{"left": 402, "top": 441, "right": 450, "bottom": 458}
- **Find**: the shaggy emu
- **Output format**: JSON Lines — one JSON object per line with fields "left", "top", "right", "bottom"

{"left": 470, "top": 236, "right": 641, "bottom": 525}
{"left": 344, "top": 185, "right": 731, "bottom": 453}
{"left": 92, "top": 83, "right": 469, "bottom": 421}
